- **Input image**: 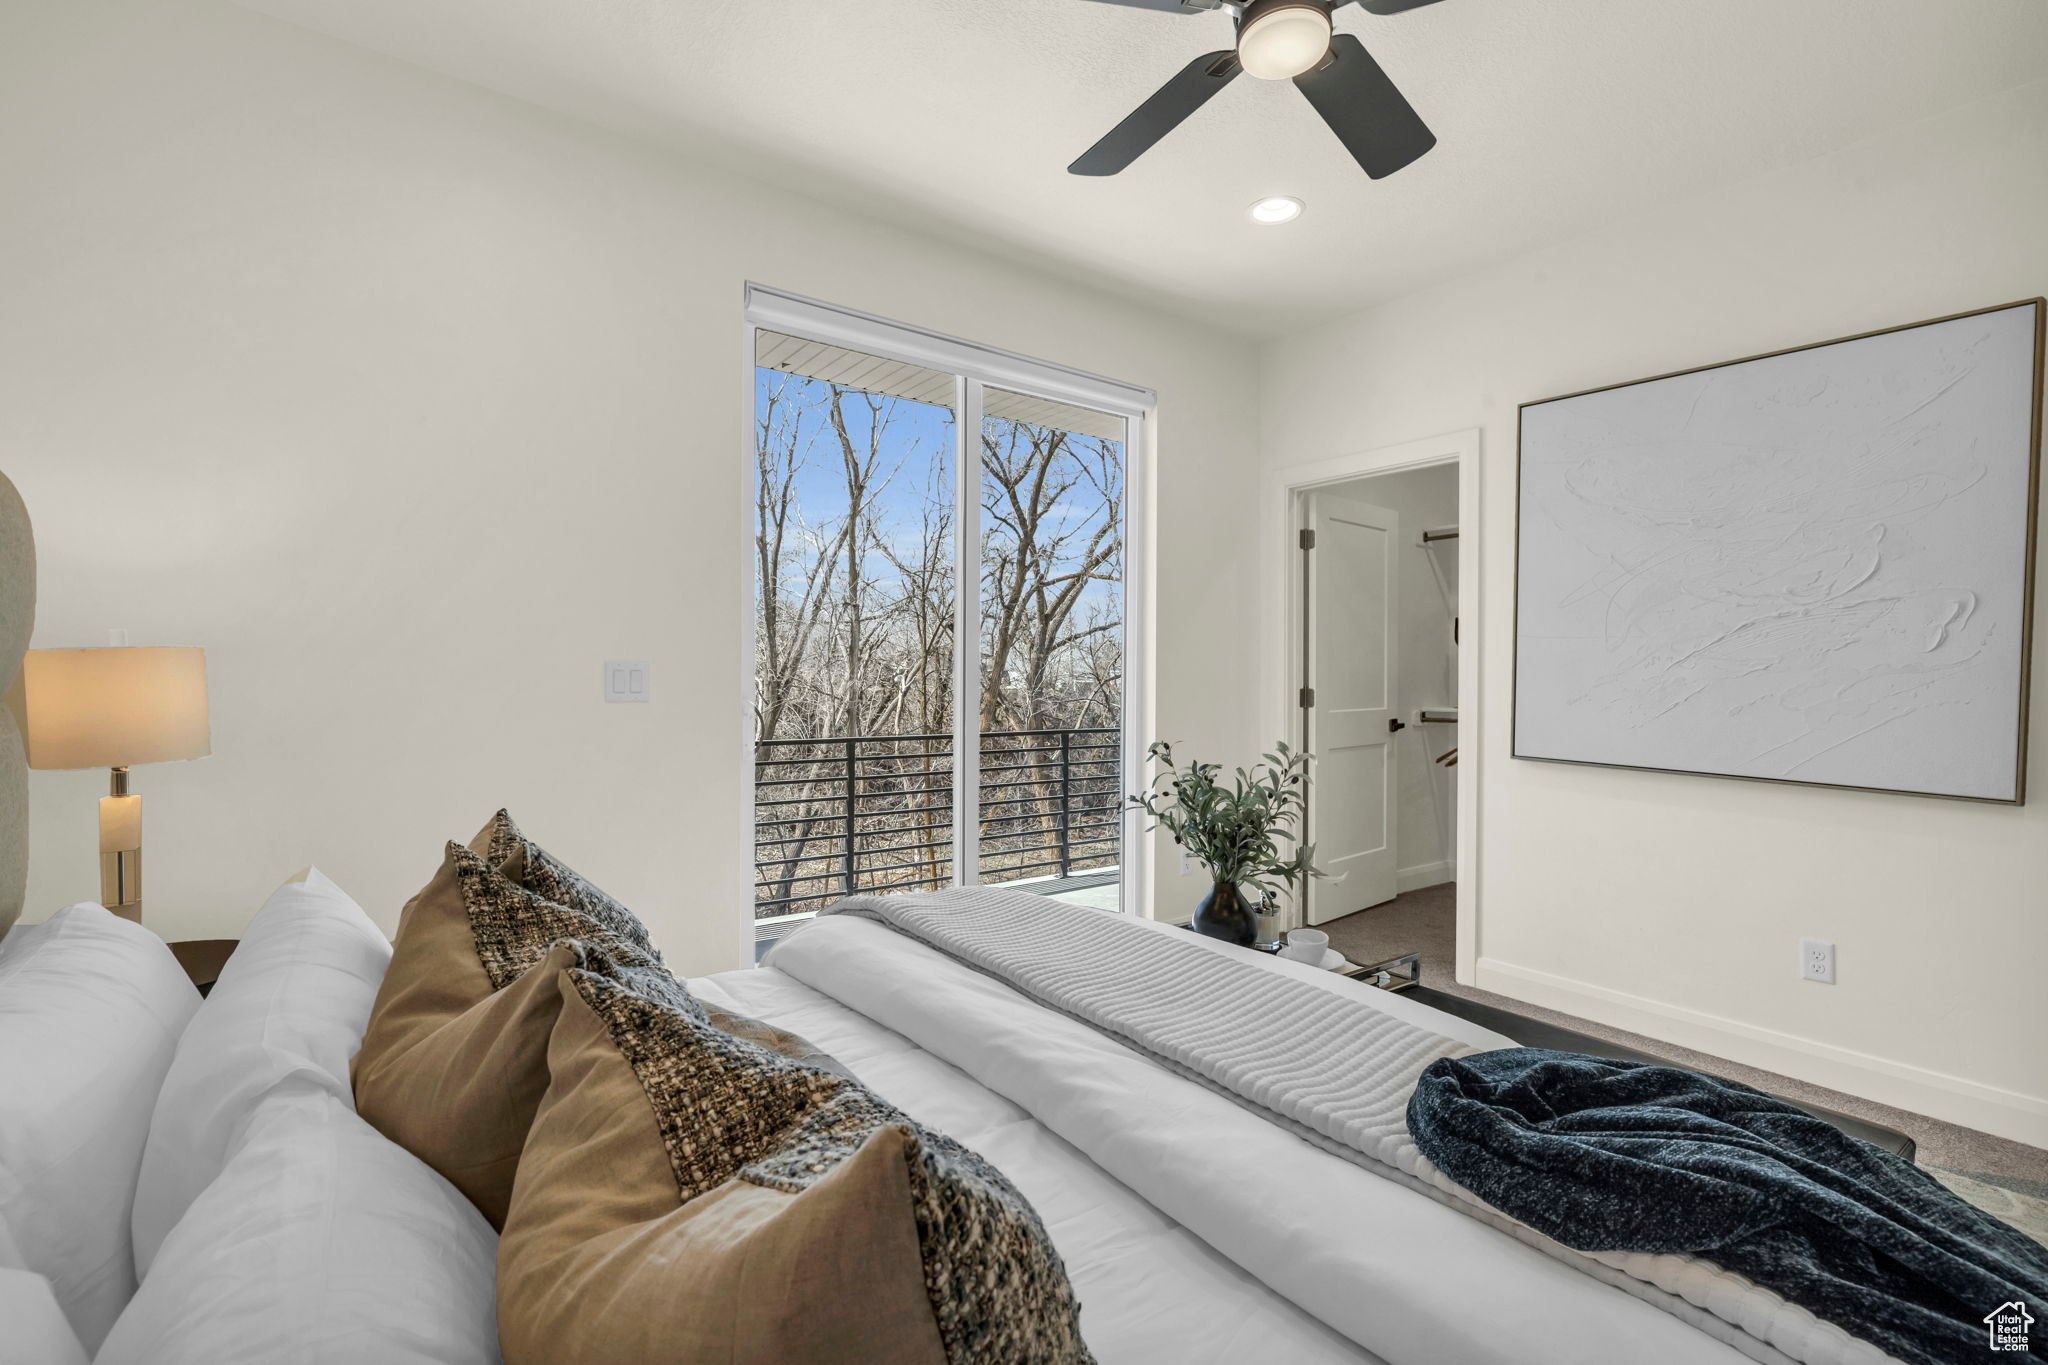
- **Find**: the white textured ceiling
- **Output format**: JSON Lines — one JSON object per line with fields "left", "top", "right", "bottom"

{"left": 237, "top": 0, "right": 2048, "bottom": 337}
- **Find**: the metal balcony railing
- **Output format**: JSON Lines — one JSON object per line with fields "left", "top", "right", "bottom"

{"left": 753, "top": 727, "right": 1120, "bottom": 917}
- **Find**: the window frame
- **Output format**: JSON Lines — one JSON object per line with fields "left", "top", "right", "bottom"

{"left": 738, "top": 284, "right": 1155, "bottom": 963}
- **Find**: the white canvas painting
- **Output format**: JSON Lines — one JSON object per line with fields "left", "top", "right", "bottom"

{"left": 1515, "top": 302, "right": 2040, "bottom": 801}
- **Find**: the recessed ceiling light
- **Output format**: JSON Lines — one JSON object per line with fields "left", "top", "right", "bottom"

{"left": 1249, "top": 196, "right": 1304, "bottom": 225}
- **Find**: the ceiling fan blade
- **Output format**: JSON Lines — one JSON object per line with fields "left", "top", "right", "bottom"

{"left": 1354, "top": 0, "right": 1447, "bottom": 12}
{"left": 1073, "top": 0, "right": 1224, "bottom": 12}
{"left": 1070, "top": 50, "right": 1241, "bottom": 176}
{"left": 1291, "top": 34, "right": 1435, "bottom": 179}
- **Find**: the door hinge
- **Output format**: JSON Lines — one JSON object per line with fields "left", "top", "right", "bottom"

{"left": 1299, "top": 528, "right": 1316, "bottom": 550}
{"left": 1299, "top": 686, "right": 1315, "bottom": 709}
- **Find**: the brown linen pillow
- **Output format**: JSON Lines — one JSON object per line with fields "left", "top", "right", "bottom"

{"left": 498, "top": 967, "right": 1093, "bottom": 1365}
{"left": 353, "top": 939, "right": 584, "bottom": 1229}
{"left": 352, "top": 841, "right": 702, "bottom": 1224}
{"left": 468, "top": 809, "right": 658, "bottom": 956}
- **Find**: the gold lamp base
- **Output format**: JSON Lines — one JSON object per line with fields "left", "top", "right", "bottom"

{"left": 99, "top": 767, "right": 142, "bottom": 923}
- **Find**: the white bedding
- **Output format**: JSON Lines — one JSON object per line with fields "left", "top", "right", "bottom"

{"left": 806, "top": 896, "right": 1893, "bottom": 1365}
{"left": 698, "top": 915, "right": 1770, "bottom": 1365}
{"left": 689, "top": 953, "right": 1382, "bottom": 1365}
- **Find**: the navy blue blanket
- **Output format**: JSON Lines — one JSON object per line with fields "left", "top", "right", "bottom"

{"left": 1408, "top": 1049, "right": 2048, "bottom": 1365}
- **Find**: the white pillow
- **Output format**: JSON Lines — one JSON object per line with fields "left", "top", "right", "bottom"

{"left": 98, "top": 1080, "right": 502, "bottom": 1365}
{"left": 0, "top": 1267, "right": 90, "bottom": 1365}
{"left": 132, "top": 867, "right": 391, "bottom": 1275}
{"left": 0, "top": 903, "right": 198, "bottom": 1351}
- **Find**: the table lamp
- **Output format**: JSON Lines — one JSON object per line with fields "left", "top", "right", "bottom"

{"left": 21, "top": 647, "right": 210, "bottom": 923}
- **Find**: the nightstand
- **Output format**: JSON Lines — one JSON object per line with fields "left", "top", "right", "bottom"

{"left": 169, "top": 938, "right": 236, "bottom": 997}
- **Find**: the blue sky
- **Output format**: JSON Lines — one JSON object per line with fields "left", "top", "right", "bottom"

{"left": 754, "top": 369, "right": 1125, "bottom": 631}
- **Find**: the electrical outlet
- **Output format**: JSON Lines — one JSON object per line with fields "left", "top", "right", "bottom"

{"left": 1800, "top": 939, "right": 1835, "bottom": 984}
{"left": 1179, "top": 849, "right": 1194, "bottom": 876}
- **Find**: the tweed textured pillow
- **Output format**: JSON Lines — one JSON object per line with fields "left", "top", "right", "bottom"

{"left": 466, "top": 810, "right": 842, "bottom": 1071}
{"left": 706, "top": 1003, "right": 853, "bottom": 1078}
{"left": 468, "top": 810, "right": 658, "bottom": 956}
{"left": 444, "top": 841, "right": 688, "bottom": 1006}
{"left": 498, "top": 967, "right": 1093, "bottom": 1365}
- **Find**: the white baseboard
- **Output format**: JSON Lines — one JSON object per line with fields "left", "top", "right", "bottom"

{"left": 1396, "top": 861, "right": 1454, "bottom": 894}
{"left": 1475, "top": 956, "right": 2048, "bottom": 1149}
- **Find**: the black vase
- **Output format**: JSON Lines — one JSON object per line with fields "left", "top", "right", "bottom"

{"left": 1192, "top": 880, "right": 1257, "bottom": 947}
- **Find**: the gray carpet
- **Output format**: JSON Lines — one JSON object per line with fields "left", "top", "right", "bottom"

{"left": 1319, "top": 883, "right": 2048, "bottom": 1189}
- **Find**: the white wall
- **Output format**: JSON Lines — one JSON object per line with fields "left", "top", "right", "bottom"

{"left": 1321, "top": 465, "right": 1458, "bottom": 899}
{"left": 1261, "top": 79, "right": 2048, "bottom": 1145}
{"left": 0, "top": 0, "right": 1261, "bottom": 971}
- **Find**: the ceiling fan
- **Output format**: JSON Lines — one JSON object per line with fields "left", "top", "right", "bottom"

{"left": 1070, "top": 0, "right": 1442, "bottom": 179}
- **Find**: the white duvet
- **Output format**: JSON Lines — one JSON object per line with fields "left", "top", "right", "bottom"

{"left": 696, "top": 915, "right": 1775, "bottom": 1365}
{"left": 691, "top": 932, "right": 1378, "bottom": 1365}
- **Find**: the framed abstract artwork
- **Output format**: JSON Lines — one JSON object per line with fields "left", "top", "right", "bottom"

{"left": 1513, "top": 299, "right": 2044, "bottom": 803}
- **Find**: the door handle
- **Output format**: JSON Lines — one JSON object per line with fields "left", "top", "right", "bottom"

{"left": 1388, "top": 718, "right": 1406, "bottom": 733}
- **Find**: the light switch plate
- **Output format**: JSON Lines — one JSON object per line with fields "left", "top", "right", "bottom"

{"left": 604, "top": 660, "right": 649, "bottom": 703}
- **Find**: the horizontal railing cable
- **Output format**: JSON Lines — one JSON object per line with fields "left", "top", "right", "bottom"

{"left": 754, "top": 727, "right": 1119, "bottom": 917}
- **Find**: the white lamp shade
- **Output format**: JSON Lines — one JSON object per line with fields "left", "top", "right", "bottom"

{"left": 22, "top": 648, "right": 211, "bottom": 770}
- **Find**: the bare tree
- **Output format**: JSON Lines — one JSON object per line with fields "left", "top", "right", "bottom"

{"left": 751, "top": 378, "right": 1126, "bottom": 916}
{"left": 978, "top": 423, "right": 1124, "bottom": 733}
{"left": 753, "top": 376, "right": 957, "bottom": 910}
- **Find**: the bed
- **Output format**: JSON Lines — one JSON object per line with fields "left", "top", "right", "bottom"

{"left": 692, "top": 913, "right": 1754, "bottom": 1365}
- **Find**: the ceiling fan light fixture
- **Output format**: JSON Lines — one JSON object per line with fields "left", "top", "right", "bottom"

{"left": 1249, "top": 196, "right": 1304, "bottom": 224}
{"left": 1236, "top": 1, "right": 1332, "bottom": 80}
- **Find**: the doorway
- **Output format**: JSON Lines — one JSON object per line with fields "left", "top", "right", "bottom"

{"left": 1261, "top": 430, "right": 1481, "bottom": 982}
{"left": 1299, "top": 464, "right": 1458, "bottom": 923}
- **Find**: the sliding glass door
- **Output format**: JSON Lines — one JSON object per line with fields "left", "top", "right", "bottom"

{"left": 747, "top": 295, "right": 1142, "bottom": 944}
{"left": 751, "top": 334, "right": 958, "bottom": 919}
{"left": 975, "top": 390, "right": 1126, "bottom": 901}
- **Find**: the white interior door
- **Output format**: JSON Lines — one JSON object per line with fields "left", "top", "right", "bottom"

{"left": 1303, "top": 493, "right": 1399, "bottom": 924}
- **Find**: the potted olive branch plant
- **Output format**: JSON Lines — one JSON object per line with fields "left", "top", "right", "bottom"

{"left": 1128, "top": 740, "right": 1326, "bottom": 947}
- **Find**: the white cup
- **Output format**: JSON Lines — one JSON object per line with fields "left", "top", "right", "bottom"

{"left": 1277, "top": 928, "right": 1328, "bottom": 964}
